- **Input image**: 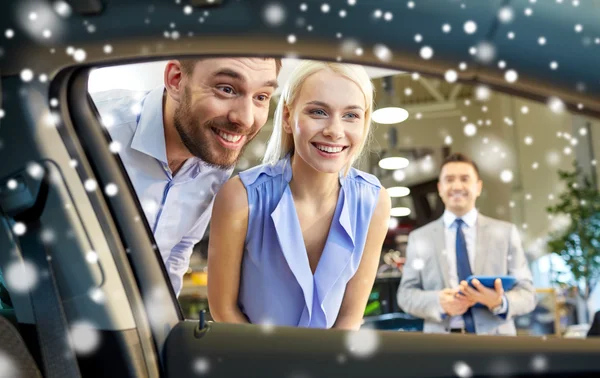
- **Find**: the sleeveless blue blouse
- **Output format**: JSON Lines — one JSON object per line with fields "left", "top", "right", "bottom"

{"left": 237, "top": 157, "right": 381, "bottom": 328}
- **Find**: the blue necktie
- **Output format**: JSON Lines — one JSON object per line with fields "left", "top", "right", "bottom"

{"left": 455, "top": 219, "right": 476, "bottom": 333}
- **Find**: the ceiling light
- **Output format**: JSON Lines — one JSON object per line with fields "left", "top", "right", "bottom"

{"left": 390, "top": 207, "right": 411, "bottom": 217}
{"left": 372, "top": 107, "right": 409, "bottom": 124}
{"left": 378, "top": 157, "right": 409, "bottom": 170}
{"left": 387, "top": 186, "right": 411, "bottom": 197}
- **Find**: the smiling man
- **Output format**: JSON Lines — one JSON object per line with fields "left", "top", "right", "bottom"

{"left": 93, "top": 58, "right": 281, "bottom": 295}
{"left": 397, "top": 152, "right": 536, "bottom": 335}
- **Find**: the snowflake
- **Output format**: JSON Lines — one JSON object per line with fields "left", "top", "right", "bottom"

{"left": 454, "top": 361, "right": 473, "bottom": 377}
{"left": 475, "top": 41, "right": 496, "bottom": 64}
{"left": 498, "top": 6, "right": 514, "bottom": 23}
{"left": 105, "top": 183, "right": 119, "bottom": 196}
{"left": 86, "top": 251, "right": 99, "bottom": 264}
{"left": 70, "top": 321, "right": 101, "bottom": 355}
{"left": 193, "top": 358, "right": 210, "bottom": 374}
{"left": 531, "top": 355, "right": 548, "bottom": 372}
{"left": 548, "top": 97, "right": 565, "bottom": 113}
{"left": 463, "top": 123, "right": 477, "bottom": 137}
{"left": 373, "top": 44, "right": 392, "bottom": 62}
{"left": 84, "top": 179, "right": 98, "bottom": 192}
{"left": 53, "top": 1, "right": 73, "bottom": 17}
{"left": 463, "top": 21, "right": 477, "bottom": 34}
{"left": 0, "top": 351, "right": 16, "bottom": 377}
{"left": 345, "top": 329, "right": 379, "bottom": 358}
{"left": 263, "top": 3, "right": 286, "bottom": 26}
{"left": 419, "top": 46, "right": 433, "bottom": 60}
{"left": 500, "top": 170, "right": 514, "bottom": 183}
{"left": 73, "top": 49, "right": 87, "bottom": 62}
{"left": 445, "top": 70, "right": 457, "bottom": 83}
{"left": 21, "top": 69, "right": 34, "bottom": 82}
{"left": 504, "top": 69, "right": 518, "bottom": 83}
{"left": 27, "top": 162, "right": 44, "bottom": 179}
{"left": 5, "top": 260, "right": 38, "bottom": 293}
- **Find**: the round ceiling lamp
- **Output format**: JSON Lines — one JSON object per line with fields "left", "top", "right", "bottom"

{"left": 390, "top": 207, "right": 411, "bottom": 217}
{"left": 372, "top": 107, "right": 409, "bottom": 124}
{"left": 387, "top": 186, "right": 411, "bottom": 197}
{"left": 378, "top": 157, "right": 409, "bottom": 170}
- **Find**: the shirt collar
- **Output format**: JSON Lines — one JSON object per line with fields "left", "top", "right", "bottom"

{"left": 443, "top": 207, "right": 478, "bottom": 229}
{"left": 130, "top": 86, "right": 168, "bottom": 164}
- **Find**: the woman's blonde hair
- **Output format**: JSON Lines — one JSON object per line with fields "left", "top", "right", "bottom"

{"left": 262, "top": 60, "right": 374, "bottom": 175}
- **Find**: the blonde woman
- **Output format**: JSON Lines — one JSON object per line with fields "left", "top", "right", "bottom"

{"left": 207, "top": 61, "right": 391, "bottom": 330}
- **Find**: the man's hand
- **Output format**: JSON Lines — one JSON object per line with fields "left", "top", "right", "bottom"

{"left": 439, "top": 288, "right": 475, "bottom": 316}
{"left": 459, "top": 278, "right": 504, "bottom": 310}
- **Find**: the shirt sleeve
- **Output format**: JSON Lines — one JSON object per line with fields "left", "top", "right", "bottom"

{"left": 492, "top": 295, "right": 509, "bottom": 318}
{"left": 165, "top": 235, "right": 197, "bottom": 296}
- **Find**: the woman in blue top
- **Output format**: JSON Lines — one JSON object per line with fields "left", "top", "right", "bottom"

{"left": 207, "top": 61, "right": 391, "bottom": 330}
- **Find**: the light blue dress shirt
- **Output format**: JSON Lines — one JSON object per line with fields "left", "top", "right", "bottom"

{"left": 237, "top": 156, "right": 381, "bottom": 328}
{"left": 442, "top": 208, "right": 508, "bottom": 328}
{"left": 92, "top": 86, "right": 232, "bottom": 295}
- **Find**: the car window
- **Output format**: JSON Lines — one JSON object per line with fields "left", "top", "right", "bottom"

{"left": 87, "top": 57, "right": 600, "bottom": 339}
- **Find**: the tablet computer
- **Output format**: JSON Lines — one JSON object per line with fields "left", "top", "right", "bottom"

{"left": 465, "top": 275, "right": 517, "bottom": 308}
{"left": 466, "top": 275, "right": 517, "bottom": 290}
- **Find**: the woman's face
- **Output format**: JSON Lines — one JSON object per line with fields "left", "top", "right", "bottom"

{"left": 285, "top": 69, "right": 367, "bottom": 174}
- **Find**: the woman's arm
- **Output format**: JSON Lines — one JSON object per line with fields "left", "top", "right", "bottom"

{"left": 333, "top": 188, "right": 391, "bottom": 330}
{"left": 207, "top": 176, "right": 251, "bottom": 324}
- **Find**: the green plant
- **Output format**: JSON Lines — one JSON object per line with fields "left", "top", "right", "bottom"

{"left": 546, "top": 161, "right": 600, "bottom": 305}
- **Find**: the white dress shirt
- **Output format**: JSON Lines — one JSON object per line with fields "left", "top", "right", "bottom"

{"left": 443, "top": 208, "right": 478, "bottom": 329}
{"left": 92, "top": 86, "right": 232, "bottom": 295}
{"left": 441, "top": 208, "right": 507, "bottom": 329}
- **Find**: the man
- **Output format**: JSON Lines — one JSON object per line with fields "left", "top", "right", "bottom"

{"left": 93, "top": 58, "right": 281, "bottom": 295}
{"left": 397, "top": 153, "right": 536, "bottom": 335}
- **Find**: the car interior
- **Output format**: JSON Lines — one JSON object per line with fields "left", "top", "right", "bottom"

{"left": 1, "top": 0, "right": 600, "bottom": 377}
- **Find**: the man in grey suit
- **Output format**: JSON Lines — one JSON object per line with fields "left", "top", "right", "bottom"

{"left": 397, "top": 153, "right": 536, "bottom": 335}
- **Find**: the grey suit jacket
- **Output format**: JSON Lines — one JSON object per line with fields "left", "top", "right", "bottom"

{"left": 397, "top": 214, "right": 536, "bottom": 335}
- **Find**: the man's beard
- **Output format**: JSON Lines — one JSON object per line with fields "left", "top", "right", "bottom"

{"left": 173, "top": 89, "right": 258, "bottom": 170}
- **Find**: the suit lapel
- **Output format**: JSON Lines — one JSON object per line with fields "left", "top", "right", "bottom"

{"left": 432, "top": 218, "right": 451, "bottom": 288}
{"left": 474, "top": 214, "right": 489, "bottom": 275}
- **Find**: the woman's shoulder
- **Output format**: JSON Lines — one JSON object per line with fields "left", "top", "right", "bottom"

{"left": 238, "top": 159, "right": 288, "bottom": 188}
{"left": 345, "top": 167, "right": 382, "bottom": 189}
{"left": 212, "top": 176, "right": 249, "bottom": 219}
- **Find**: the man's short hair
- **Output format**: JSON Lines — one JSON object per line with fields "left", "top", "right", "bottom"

{"left": 440, "top": 152, "right": 481, "bottom": 179}
{"left": 179, "top": 57, "right": 283, "bottom": 77}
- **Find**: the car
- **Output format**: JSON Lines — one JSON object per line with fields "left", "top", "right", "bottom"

{"left": 1, "top": 0, "right": 600, "bottom": 377}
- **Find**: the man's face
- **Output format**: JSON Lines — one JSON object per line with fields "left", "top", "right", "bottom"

{"left": 174, "top": 58, "right": 278, "bottom": 169}
{"left": 437, "top": 162, "right": 482, "bottom": 216}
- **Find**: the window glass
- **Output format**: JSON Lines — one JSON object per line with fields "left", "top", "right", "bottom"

{"left": 89, "top": 58, "right": 600, "bottom": 338}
